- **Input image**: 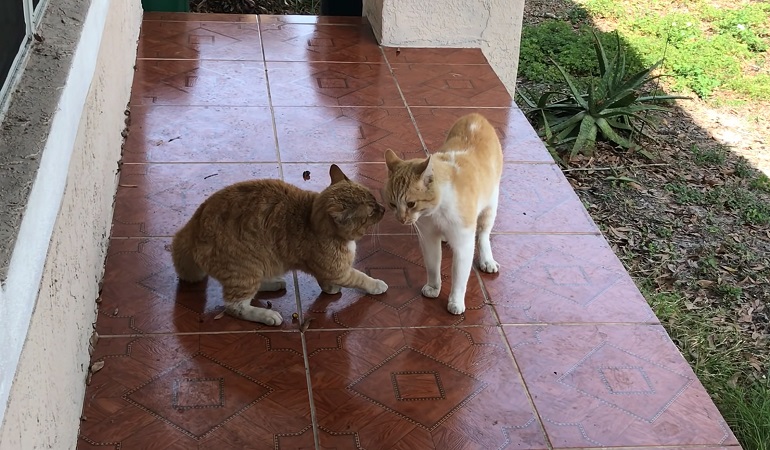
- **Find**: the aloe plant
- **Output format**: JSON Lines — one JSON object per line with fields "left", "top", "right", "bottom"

{"left": 518, "top": 30, "right": 689, "bottom": 161}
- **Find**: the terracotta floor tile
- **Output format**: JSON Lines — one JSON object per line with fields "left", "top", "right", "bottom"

{"left": 410, "top": 107, "right": 554, "bottom": 163}
{"left": 111, "top": 163, "right": 281, "bottom": 238}
{"left": 392, "top": 63, "right": 513, "bottom": 107}
{"left": 260, "top": 14, "right": 369, "bottom": 25}
{"left": 261, "top": 23, "right": 383, "bottom": 62}
{"left": 282, "top": 162, "right": 416, "bottom": 235}
{"left": 137, "top": 21, "right": 262, "bottom": 60}
{"left": 504, "top": 324, "right": 739, "bottom": 448}
{"left": 482, "top": 234, "right": 656, "bottom": 324}
{"left": 131, "top": 59, "right": 269, "bottom": 106}
{"left": 306, "top": 327, "right": 548, "bottom": 449}
{"left": 96, "top": 238, "right": 300, "bottom": 334}
{"left": 266, "top": 61, "right": 404, "bottom": 107}
{"left": 143, "top": 12, "right": 257, "bottom": 23}
{"left": 78, "top": 333, "right": 312, "bottom": 449}
{"left": 273, "top": 107, "right": 424, "bottom": 163}
{"left": 296, "top": 235, "right": 496, "bottom": 329}
{"left": 383, "top": 47, "right": 488, "bottom": 65}
{"left": 495, "top": 163, "right": 599, "bottom": 233}
{"left": 122, "top": 106, "right": 278, "bottom": 163}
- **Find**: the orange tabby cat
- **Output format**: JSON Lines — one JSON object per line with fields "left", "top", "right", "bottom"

{"left": 384, "top": 113, "right": 503, "bottom": 315}
{"left": 171, "top": 165, "right": 388, "bottom": 326}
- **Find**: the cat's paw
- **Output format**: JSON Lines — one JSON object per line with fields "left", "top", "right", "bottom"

{"left": 478, "top": 258, "right": 500, "bottom": 274}
{"left": 447, "top": 297, "right": 466, "bottom": 315}
{"left": 421, "top": 284, "right": 441, "bottom": 298}
{"left": 368, "top": 279, "right": 388, "bottom": 295}
{"left": 255, "top": 309, "right": 283, "bottom": 326}
{"left": 321, "top": 283, "right": 341, "bottom": 295}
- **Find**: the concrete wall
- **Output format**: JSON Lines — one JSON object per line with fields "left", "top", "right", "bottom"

{"left": 363, "top": 0, "right": 524, "bottom": 96}
{"left": 0, "top": 0, "right": 141, "bottom": 448}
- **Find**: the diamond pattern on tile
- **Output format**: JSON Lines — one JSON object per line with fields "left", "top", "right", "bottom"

{"left": 505, "top": 324, "right": 739, "bottom": 448}
{"left": 517, "top": 249, "right": 622, "bottom": 307}
{"left": 349, "top": 347, "right": 486, "bottom": 429}
{"left": 296, "top": 236, "right": 495, "bottom": 329}
{"left": 122, "top": 105, "right": 278, "bottom": 163}
{"left": 261, "top": 23, "right": 382, "bottom": 62}
{"left": 78, "top": 333, "right": 312, "bottom": 448}
{"left": 125, "top": 353, "right": 272, "bottom": 438}
{"left": 557, "top": 342, "right": 692, "bottom": 422}
{"left": 131, "top": 59, "right": 269, "bottom": 106}
{"left": 410, "top": 107, "right": 553, "bottom": 163}
{"left": 111, "top": 163, "right": 281, "bottom": 237}
{"left": 138, "top": 21, "right": 262, "bottom": 60}
{"left": 273, "top": 107, "right": 424, "bottom": 163}
{"left": 482, "top": 234, "right": 656, "bottom": 324}
{"left": 95, "top": 239, "right": 299, "bottom": 334}
{"left": 494, "top": 163, "right": 598, "bottom": 233}
{"left": 308, "top": 328, "right": 548, "bottom": 449}
{"left": 392, "top": 63, "right": 513, "bottom": 107}
{"left": 267, "top": 62, "right": 404, "bottom": 106}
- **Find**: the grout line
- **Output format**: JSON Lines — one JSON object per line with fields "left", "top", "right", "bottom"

{"left": 379, "top": 46, "right": 429, "bottom": 156}
{"left": 299, "top": 332, "right": 322, "bottom": 449}
{"left": 93, "top": 322, "right": 665, "bottom": 339}
{"left": 494, "top": 325, "right": 555, "bottom": 450}
{"left": 258, "top": 19, "right": 285, "bottom": 179}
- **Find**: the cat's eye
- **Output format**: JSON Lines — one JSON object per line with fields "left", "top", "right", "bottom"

{"left": 389, "top": 202, "right": 396, "bottom": 209}
{"left": 406, "top": 201, "right": 416, "bottom": 208}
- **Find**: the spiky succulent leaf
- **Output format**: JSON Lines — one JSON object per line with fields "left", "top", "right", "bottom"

{"left": 572, "top": 115, "right": 598, "bottom": 158}
{"left": 596, "top": 117, "right": 633, "bottom": 148}
{"left": 551, "top": 58, "right": 589, "bottom": 110}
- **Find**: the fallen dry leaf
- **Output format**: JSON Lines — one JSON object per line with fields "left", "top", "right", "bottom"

{"left": 90, "top": 360, "right": 105, "bottom": 374}
{"left": 214, "top": 311, "right": 226, "bottom": 320}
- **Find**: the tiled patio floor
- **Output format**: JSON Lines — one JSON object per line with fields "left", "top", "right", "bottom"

{"left": 77, "top": 12, "right": 740, "bottom": 450}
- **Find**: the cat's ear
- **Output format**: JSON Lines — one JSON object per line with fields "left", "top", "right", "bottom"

{"left": 384, "top": 149, "right": 401, "bottom": 172}
{"left": 327, "top": 204, "right": 351, "bottom": 224}
{"left": 414, "top": 156, "right": 434, "bottom": 186}
{"left": 329, "top": 164, "right": 349, "bottom": 184}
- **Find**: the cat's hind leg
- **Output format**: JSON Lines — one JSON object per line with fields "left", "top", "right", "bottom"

{"left": 476, "top": 188, "right": 500, "bottom": 274}
{"left": 223, "top": 284, "right": 283, "bottom": 326}
{"left": 258, "top": 276, "right": 287, "bottom": 292}
{"left": 171, "top": 236, "right": 207, "bottom": 282}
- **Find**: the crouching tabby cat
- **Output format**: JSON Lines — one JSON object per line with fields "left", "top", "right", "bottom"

{"left": 171, "top": 165, "right": 388, "bottom": 326}
{"left": 384, "top": 113, "right": 503, "bottom": 315}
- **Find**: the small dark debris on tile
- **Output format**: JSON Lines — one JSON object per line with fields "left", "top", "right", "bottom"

{"left": 303, "top": 170, "right": 311, "bottom": 181}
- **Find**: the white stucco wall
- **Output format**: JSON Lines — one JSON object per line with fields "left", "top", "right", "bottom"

{"left": 363, "top": 0, "right": 524, "bottom": 96}
{"left": 0, "top": 1, "right": 141, "bottom": 448}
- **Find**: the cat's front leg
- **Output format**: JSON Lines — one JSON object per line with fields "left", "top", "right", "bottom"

{"left": 223, "top": 286, "right": 283, "bottom": 326}
{"left": 446, "top": 229, "right": 476, "bottom": 315}
{"left": 318, "top": 280, "right": 341, "bottom": 295}
{"left": 334, "top": 268, "right": 388, "bottom": 295}
{"left": 417, "top": 219, "right": 442, "bottom": 298}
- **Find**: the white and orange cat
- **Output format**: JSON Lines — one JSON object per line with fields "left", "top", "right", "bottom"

{"left": 384, "top": 113, "right": 503, "bottom": 315}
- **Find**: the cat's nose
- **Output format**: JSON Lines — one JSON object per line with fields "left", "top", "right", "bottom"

{"left": 376, "top": 203, "right": 385, "bottom": 214}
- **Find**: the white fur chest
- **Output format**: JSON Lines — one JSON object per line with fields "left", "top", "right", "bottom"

{"left": 346, "top": 240, "right": 357, "bottom": 256}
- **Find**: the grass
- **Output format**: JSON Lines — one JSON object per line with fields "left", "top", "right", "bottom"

{"left": 518, "top": 0, "right": 770, "bottom": 100}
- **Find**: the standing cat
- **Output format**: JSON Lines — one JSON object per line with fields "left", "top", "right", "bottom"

{"left": 171, "top": 164, "right": 388, "bottom": 326}
{"left": 384, "top": 113, "right": 503, "bottom": 315}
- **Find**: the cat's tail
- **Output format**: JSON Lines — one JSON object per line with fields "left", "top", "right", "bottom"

{"left": 171, "top": 226, "right": 207, "bottom": 282}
